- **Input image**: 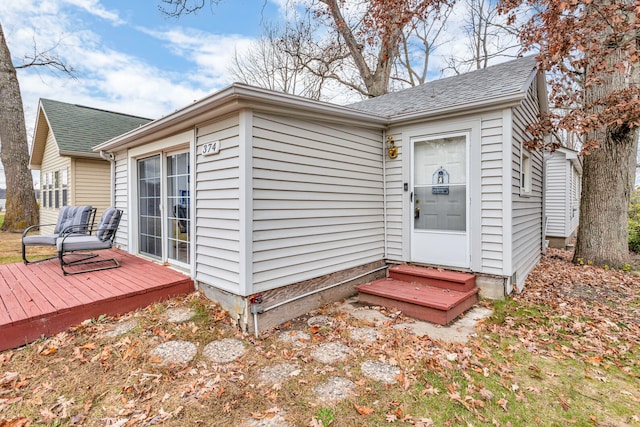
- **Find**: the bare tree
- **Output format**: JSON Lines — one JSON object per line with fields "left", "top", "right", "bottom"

{"left": 0, "top": 21, "right": 73, "bottom": 232}
{"left": 160, "top": 0, "right": 451, "bottom": 98}
{"left": 393, "top": 6, "right": 453, "bottom": 88}
{"left": 445, "top": 0, "right": 521, "bottom": 74}
{"left": 229, "top": 21, "right": 326, "bottom": 100}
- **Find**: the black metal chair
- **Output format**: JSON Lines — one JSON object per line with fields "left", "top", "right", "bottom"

{"left": 22, "top": 206, "right": 96, "bottom": 264}
{"left": 57, "top": 207, "right": 123, "bottom": 275}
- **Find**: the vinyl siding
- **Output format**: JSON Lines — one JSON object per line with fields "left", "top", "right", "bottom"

{"left": 512, "top": 81, "right": 544, "bottom": 286}
{"left": 72, "top": 158, "right": 111, "bottom": 220}
{"left": 39, "top": 129, "right": 71, "bottom": 234}
{"left": 251, "top": 113, "right": 384, "bottom": 292}
{"left": 480, "top": 112, "right": 505, "bottom": 275}
{"left": 195, "top": 115, "right": 242, "bottom": 294}
{"left": 545, "top": 152, "right": 568, "bottom": 237}
{"left": 113, "top": 151, "right": 129, "bottom": 249}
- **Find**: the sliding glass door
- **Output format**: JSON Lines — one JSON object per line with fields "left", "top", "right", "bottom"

{"left": 167, "top": 152, "right": 190, "bottom": 264}
{"left": 138, "top": 155, "right": 162, "bottom": 258}
{"left": 137, "top": 151, "right": 190, "bottom": 265}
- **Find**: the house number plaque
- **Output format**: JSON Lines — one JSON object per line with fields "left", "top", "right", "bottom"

{"left": 201, "top": 140, "right": 221, "bottom": 156}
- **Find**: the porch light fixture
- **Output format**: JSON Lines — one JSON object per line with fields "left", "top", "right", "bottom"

{"left": 386, "top": 135, "right": 398, "bottom": 159}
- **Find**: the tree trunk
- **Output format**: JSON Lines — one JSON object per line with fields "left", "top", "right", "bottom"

{"left": 0, "top": 22, "right": 39, "bottom": 232}
{"left": 573, "top": 127, "right": 637, "bottom": 266}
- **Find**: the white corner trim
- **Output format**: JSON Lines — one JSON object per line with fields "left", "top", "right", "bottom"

{"left": 239, "top": 109, "right": 254, "bottom": 297}
{"left": 502, "top": 108, "right": 514, "bottom": 277}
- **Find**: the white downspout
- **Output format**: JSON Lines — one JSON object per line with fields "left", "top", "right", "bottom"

{"left": 99, "top": 150, "right": 116, "bottom": 207}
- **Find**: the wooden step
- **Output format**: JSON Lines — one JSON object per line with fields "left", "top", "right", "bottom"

{"left": 356, "top": 278, "right": 479, "bottom": 325}
{"left": 389, "top": 264, "right": 476, "bottom": 292}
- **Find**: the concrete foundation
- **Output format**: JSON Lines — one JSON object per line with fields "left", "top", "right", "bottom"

{"left": 475, "top": 274, "right": 507, "bottom": 300}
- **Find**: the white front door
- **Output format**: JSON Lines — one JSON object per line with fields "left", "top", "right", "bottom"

{"left": 411, "top": 133, "right": 469, "bottom": 268}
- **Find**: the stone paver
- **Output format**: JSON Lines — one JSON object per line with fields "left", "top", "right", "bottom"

{"left": 258, "top": 363, "right": 300, "bottom": 385}
{"left": 310, "top": 342, "right": 351, "bottom": 364}
{"left": 313, "top": 376, "right": 356, "bottom": 402}
{"left": 104, "top": 319, "right": 138, "bottom": 338}
{"left": 277, "top": 330, "right": 311, "bottom": 345}
{"left": 203, "top": 338, "right": 247, "bottom": 364}
{"left": 307, "top": 315, "right": 331, "bottom": 327}
{"left": 361, "top": 360, "right": 401, "bottom": 384}
{"left": 165, "top": 307, "right": 196, "bottom": 323}
{"left": 349, "top": 327, "right": 380, "bottom": 342}
{"left": 241, "top": 411, "right": 293, "bottom": 427}
{"left": 149, "top": 340, "right": 197, "bottom": 365}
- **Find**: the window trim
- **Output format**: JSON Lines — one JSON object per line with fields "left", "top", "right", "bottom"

{"left": 520, "top": 147, "right": 532, "bottom": 195}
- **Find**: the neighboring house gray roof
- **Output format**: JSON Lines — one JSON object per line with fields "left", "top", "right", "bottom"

{"left": 39, "top": 99, "right": 152, "bottom": 154}
{"left": 348, "top": 55, "right": 539, "bottom": 119}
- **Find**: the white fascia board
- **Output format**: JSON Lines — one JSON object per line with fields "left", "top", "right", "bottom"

{"left": 94, "top": 84, "right": 385, "bottom": 153}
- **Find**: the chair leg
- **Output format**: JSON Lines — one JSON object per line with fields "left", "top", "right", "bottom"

{"left": 59, "top": 251, "right": 120, "bottom": 275}
{"left": 22, "top": 244, "right": 57, "bottom": 265}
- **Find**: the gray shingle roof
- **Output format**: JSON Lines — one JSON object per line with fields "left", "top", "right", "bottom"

{"left": 348, "top": 56, "right": 538, "bottom": 118}
{"left": 40, "top": 99, "right": 153, "bottom": 154}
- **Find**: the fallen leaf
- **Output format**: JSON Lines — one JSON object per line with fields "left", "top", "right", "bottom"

{"left": 0, "top": 418, "right": 30, "bottom": 427}
{"left": 39, "top": 347, "right": 57, "bottom": 356}
{"left": 354, "top": 403, "right": 374, "bottom": 416}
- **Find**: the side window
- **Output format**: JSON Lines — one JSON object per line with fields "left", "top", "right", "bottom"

{"left": 54, "top": 171, "right": 60, "bottom": 208}
{"left": 61, "top": 168, "right": 68, "bottom": 207}
{"left": 520, "top": 149, "right": 532, "bottom": 194}
{"left": 42, "top": 173, "right": 47, "bottom": 208}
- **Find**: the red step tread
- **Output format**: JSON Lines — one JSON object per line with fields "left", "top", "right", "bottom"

{"left": 390, "top": 264, "right": 475, "bottom": 283}
{"left": 356, "top": 278, "right": 479, "bottom": 311}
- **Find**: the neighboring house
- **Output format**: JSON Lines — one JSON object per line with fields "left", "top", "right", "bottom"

{"left": 30, "top": 99, "right": 152, "bottom": 232}
{"left": 95, "top": 56, "right": 546, "bottom": 332}
{"left": 545, "top": 147, "right": 582, "bottom": 249}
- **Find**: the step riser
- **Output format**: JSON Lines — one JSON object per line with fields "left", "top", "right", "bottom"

{"left": 389, "top": 271, "right": 475, "bottom": 292}
{"left": 358, "top": 291, "right": 478, "bottom": 325}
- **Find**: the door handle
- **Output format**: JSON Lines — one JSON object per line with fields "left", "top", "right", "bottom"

{"left": 410, "top": 192, "right": 413, "bottom": 202}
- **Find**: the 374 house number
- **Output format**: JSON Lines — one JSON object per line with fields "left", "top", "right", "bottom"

{"left": 201, "top": 140, "right": 221, "bottom": 156}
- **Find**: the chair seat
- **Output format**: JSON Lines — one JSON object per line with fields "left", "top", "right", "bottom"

{"left": 57, "top": 236, "right": 113, "bottom": 252}
{"left": 23, "top": 234, "right": 59, "bottom": 246}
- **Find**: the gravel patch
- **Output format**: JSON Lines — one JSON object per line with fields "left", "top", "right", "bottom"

{"left": 349, "top": 327, "right": 380, "bottom": 342}
{"left": 313, "top": 376, "right": 356, "bottom": 402}
{"left": 310, "top": 342, "right": 351, "bottom": 364}
{"left": 307, "top": 315, "right": 331, "bottom": 327}
{"left": 258, "top": 363, "right": 300, "bottom": 385}
{"left": 149, "top": 340, "right": 197, "bottom": 365}
{"left": 361, "top": 360, "right": 401, "bottom": 384}
{"left": 203, "top": 338, "right": 247, "bottom": 364}
{"left": 103, "top": 319, "right": 138, "bottom": 338}
{"left": 277, "top": 330, "right": 311, "bottom": 345}
{"left": 165, "top": 307, "right": 195, "bottom": 323}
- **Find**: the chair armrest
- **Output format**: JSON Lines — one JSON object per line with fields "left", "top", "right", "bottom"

{"left": 59, "top": 224, "right": 93, "bottom": 237}
{"left": 22, "top": 223, "right": 58, "bottom": 238}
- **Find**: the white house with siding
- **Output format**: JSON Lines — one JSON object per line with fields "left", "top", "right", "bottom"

{"left": 95, "top": 56, "right": 546, "bottom": 331}
{"left": 544, "top": 147, "right": 582, "bottom": 248}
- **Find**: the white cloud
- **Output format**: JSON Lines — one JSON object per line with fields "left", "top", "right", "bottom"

{"left": 61, "top": 0, "right": 124, "bottom": 25}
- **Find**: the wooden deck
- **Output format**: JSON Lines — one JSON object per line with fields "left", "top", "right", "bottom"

{"left": 0, "top": 249, "right": 194, "bottom": 352}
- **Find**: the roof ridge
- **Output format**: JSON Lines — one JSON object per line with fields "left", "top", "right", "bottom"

{"left": 40, "top": 98, "right": 153, "bottom": 121}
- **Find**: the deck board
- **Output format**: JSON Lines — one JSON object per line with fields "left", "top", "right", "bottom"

{"left": 0, "top": 249, "right": 194, "bottom": 351}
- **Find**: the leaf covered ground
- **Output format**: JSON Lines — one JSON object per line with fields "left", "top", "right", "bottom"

{"left": 0, "top": 248, "right": 639, "bottom": 426}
